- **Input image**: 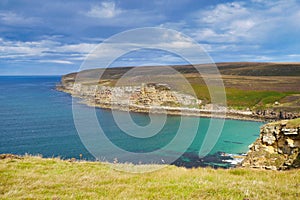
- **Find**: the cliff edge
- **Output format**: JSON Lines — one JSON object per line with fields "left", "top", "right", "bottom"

{"left": 57, "top": 64, "right": 300, "bottom": 120}
{"left": 242, "top": 118, "right": 300, "bottom": 170}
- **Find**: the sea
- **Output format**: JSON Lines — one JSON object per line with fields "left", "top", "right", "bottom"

{"left": 0, "top": 76, "right": 263, "bottom": 168}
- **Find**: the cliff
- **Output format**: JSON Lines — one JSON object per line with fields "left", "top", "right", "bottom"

{"left": 57, "top": 80, "right": 203, "bottom": 110}
{"left": 57, "top": 77, "right": 262, "bottom": 120}
{"left": 242, "top": 118, "right": 300, "bottom": 170}
{"left": 57, "top": 63, "right": 300, "bottom": 120}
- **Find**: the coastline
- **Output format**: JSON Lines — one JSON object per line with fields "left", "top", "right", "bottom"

{"left": 56, "top": 85, "right": 264, "bottom": 168}
{"left": 57, "top": 87, "right": 267, "bottom": 122}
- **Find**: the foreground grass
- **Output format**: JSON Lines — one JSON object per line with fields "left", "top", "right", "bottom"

{"left": 1, "top": 156, "right": 300, "bottom": 199}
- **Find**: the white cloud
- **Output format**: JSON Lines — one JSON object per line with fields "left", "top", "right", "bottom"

{"left": 86, "top": 1, "right": 122, "bottom": 19}
{"left": 57, "top": 43, "right": 98, "bottom": 54}
{"left": 0, "top": 11, "right": 40, "bottom": 25}
{"left": 84, "top": 1, "right": 164, "bottom": 27}
{"left": 39, "top": 60, "right": 74, "bottom": 65}
{"left": 200, "top": 2, "right": 248, "bottom": 24}
{"left": 206, "top": 1, "right": 298, "bottom": 42}
{"left": 0, "top": 38, "right": 97, "bottom": 64}
{"left": 288, "top": 54, "right": 300, "bottom": 58}
{"left": 190, "top": 2, "right": 261, "bottom": 43}
{"left": 158, "top": 0, "right": 299, "bottom": 60}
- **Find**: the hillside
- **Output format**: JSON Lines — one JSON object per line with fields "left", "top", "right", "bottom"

{"left": 62, "top": 62, "right": 300, "bottom": 80}
{"left": 1, "top": 154, "right": 300, "bottom": 199}
{"left": 58, "top": 62, "right": 300, "bottom": 119}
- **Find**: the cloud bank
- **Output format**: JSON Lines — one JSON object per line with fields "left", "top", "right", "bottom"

{"left": 0, "top": 0, "right": 299, "bottom": 74}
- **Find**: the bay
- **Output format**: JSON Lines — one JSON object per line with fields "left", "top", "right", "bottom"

{"left": 0, "top": 76, "right": 263, "bottom": 167}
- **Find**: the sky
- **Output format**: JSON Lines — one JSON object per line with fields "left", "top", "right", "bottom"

{"left": 1, "top": 0, "right": 300, "bottom": 75}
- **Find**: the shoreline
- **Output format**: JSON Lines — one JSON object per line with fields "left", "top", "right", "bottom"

{"left": 58, "top": 87, "right": 267, "bottom": 122}
{"left": 88, "top": 101, "right": 266, "bottom": 122}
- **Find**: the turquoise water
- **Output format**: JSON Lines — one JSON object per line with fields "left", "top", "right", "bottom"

{"left": 0, "top": 76, "right": 263, "bottom": 167}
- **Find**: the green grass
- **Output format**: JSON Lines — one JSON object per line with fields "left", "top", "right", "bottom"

{"left": 1, "top": 155, "right": 300, "bottom": 199}
{"left": 286, "top": 118, "right": 300, "bottom": 128}
{"left": 225, "top": 89, "right": 291, "bottom": 108}
{"left": 268, "top": 117, "right": 300, "bottom": 128}
{"left": 191, "top": 83, "right": 296, "bottom": 109}
{"left": 190, "top": 84, "right": 212, "bottom": 102}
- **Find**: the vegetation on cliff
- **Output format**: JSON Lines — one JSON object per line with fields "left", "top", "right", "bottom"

{"left": 1, "top": 154, "right": 300, "bottom": 199}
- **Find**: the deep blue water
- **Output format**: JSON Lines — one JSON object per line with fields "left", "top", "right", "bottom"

{"left": 0, "top": 76, "right": 263, "bottom": 167}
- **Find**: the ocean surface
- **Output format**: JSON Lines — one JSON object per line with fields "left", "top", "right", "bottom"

{"left": 0, "top": 76, "right": 263, "bottom": 167}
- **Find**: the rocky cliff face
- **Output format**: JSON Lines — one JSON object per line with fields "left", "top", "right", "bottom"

{"left": 57, "top": 80, "right": 202, "bottom": 110}
{"left": 242, "top": 118, "right": 300, "bottom": 170}
{"left": 57, "top": 73, "right": 300, "bottom": 120}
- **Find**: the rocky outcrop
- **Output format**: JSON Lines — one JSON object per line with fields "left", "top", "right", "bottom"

{"left": 57, "top": 74, "right": 300, "bottom": 121}
{"left": 57, "top": 79, "right": 275, "bottom": 121}
{"left": 58, "top": 82, "right": 202, "bottom": 109}
{"left": 57, "top": 78, "right": 264, "bottom": 120}
{"left": 252, "top": 109, "right": 299, "bottom": 121}
{"left": 242, "top": 118, "right": 300, "bottom": 170}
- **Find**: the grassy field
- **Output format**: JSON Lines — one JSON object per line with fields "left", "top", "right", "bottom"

{"left": 1, "top": 155, "right": 300, "bottom": 199}
{"left": 190, "top": 83, "right": 296, "bottom": 109}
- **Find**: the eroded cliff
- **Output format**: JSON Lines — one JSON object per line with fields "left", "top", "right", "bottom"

{"left": 242, "top": 118, "right": 300, "bottom": 170}
{"left": 57, "top": 65, "right": 300, "bottom": 121}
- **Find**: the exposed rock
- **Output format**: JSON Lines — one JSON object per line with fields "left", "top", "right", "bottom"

{"left": 253, "top": 109, "right": 300, "bottom": 121}
{"left": 0, "top": 154, "right": 22, "bottom": 159}
{"left": 262, "top": 133, "right": 276, "bottom": 145}
{"left": 242, "top": 118, "right": 300, "bottom": 170}
{"left": 59, "top": 82, "right": 202, "bottom": 109}
{"left": 57, "top": 73, "right": 300, "bottom": 120}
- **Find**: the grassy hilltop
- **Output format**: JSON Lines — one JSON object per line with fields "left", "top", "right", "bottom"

{"left": 62, "top": 62, "right": 300, "bottom": 111}
{"left": 1, "top": 155, "right": 300, "bottom": 199}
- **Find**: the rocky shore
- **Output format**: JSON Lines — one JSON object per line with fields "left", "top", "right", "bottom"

{"left": 57, "top": 79, "right": 299, "bottom": 121}
{"left": 56, "top": 77, "right": 300, "bottom": 170}
{"left": 57, "top": 81, "right": 260, "bottom": 121}
{"left": 242, "top": 118, "right": 300, "bottom": 170}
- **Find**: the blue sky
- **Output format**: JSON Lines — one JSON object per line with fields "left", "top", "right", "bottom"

{"left": 1, "top": 0, "right": 300, "bottom": 75}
